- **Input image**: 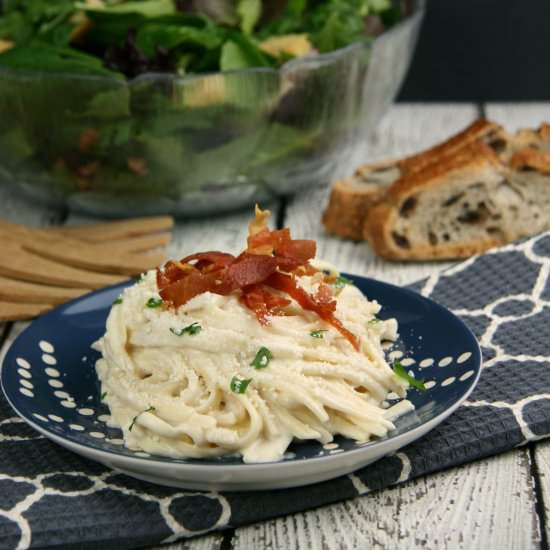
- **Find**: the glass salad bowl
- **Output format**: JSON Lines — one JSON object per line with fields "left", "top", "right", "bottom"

{"left": 0, "top": 2, "right": 424, "bottom": 218}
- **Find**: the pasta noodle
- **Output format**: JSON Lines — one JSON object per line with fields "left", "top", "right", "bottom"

{"left": 95, "top": 270, "right": 414, "bottom": 463}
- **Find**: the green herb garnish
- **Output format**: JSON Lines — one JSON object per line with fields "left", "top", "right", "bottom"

{"left": 333, "top": 275, "right": 353, "bottom": 288}
{"left": 368, "top": 318, "right": 380, "bottom": 325}
{"left": 100, "top": 392, "right": 107, "bottom": 400}
{"left": 112, "top": 297, "right": 123, "bottom": 305}
{"left": 146, "top": 297, "right": 163, "bottom": 308}
{"left": 250, "top": 346, "right": 273, "bottom": 369}
{"left": 310, "top": 330, "right": 327, "bottom": 339}
{"left": 170, "top": 322, "right": 202, "bottom": 336}
{"left": 230, "top": 376, "right": 252, "bottom": 394}
{"left": 128, "top": 405, "right": 156, "bottom": 431}
{"left": 392, "top": 361, "right": 426, "bottom": 391}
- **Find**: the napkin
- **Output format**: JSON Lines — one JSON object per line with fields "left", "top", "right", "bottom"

{"left": 2, "top": 231, "right": 550, "bottom": 549}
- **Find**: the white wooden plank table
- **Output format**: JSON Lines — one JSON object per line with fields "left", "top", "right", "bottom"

{"left": 1, "top": 103, "right": 548, "bottom": 550}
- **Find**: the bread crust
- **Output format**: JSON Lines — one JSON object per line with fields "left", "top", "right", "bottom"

{"left": 354, "top": 158, "right": 400, "bottom": 179}
{"left": 509, "top": 148, "right": 550, "bottom": 172}
{"left": 322, "top": 179, "right": 385, "bottom": 240}
{"left": 322, "top": 160, "right": 398, "bottom": 240}
{"left": 397, "top": 119, "right": 502, "bottom": 176}
{"left": 387, "top": 141, "right": 499, "bottom": 203}
{"left": 538, "top": 123, "right": 550, "bottom": 141}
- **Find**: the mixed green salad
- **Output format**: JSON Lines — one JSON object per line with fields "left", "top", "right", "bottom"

{"left": 0, "top": 0, "right": 411, "bottom": 211}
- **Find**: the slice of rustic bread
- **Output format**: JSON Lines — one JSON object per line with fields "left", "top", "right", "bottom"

{"left": 504, "top": 147, "right": 550, "bottom": 240}
{"left": 323, "top": 119, "right": 550, "bottom": 260}
{"left": 364, "top": 132, "right": 550, "bottom": 260}
{"left": 322, "top": 161, "right": 399, "bottom": 240}
{"left": 322, "top": 119, "right": 511, "bottom": 242}
{"left": 363, "top": 142, "right": 511, "bottom": 260}
{"left": 509, "top": 123, "right": 550, "bottom": 154}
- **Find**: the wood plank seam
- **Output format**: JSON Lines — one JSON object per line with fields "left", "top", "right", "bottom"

{"left": 530, "top": 443, "right": 549, "bottom": 550}
{"left": 219, "top": 529, "right": 236, "bottom": 550}
{"left": 276, "top": 195, "right": 289, "bottom": 230}
{"left": 478, "top": 102, "right": 487, "bottom": 119}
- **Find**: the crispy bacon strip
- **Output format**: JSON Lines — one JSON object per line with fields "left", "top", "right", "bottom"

{"left": 156, "top": 208, "right": 358, "bottom": 350}
{"left": 247, "top": 227, "right": 316, "bottom": 263}
{"left": 159, "top": 271, "right": 221, "bottom": 307}
{"left": 265, "top": 272, "right": 359, "bottom": 351}
{"left": 158, "top": 253, "right": 234, "bottom": 285}
{"left": 156, "top": 261, "right": 192, "bottom": 289}
{"left": 248, "top": 205, "right": 271, "bottom": 238}
{"left": 225, "top": 253, "right": 279, "bottom": 288}
{"left": 241, "top": 284, "right": 291, "bottom": 324}
{"left": 314, "top": 282, "right": 334, "bottom": 305}
{"left": 180, "top": 252, "right": 235, "bottom": 269}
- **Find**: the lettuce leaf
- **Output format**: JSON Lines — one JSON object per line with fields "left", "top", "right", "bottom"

{"left": 136, "top": 22, "right": 222, "bottom": 56}
{"left": 237, "top": 0, "right": 261, "bottom": 35}
{"left": 76, "top": 0, "right": 175, "bottom": 18}
{"left": 220, "top": 33, "right": 271, "bottom": 71}
{"left": 0, "top": 43, "right": 122, "bottom": 76}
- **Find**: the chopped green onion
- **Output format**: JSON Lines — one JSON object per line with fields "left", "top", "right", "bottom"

{"left": 333, "top": 275, "right": 353, "bottom": 288}
{"left": 170, "top": 322, "right": 202, "bottom": 336}
{"left": 368, "top": 318, "right": 380, "bottom": 325}
{"left": 230, "top": 376, "right": 252, "bottom": 394}
{"left": 392, "top": 361, "right": 426, "bottom": 391}
{"left": 112, "top": 297, "right": 123, "bottom": 305}
{"left": 250, "top": 347, "right": 273, "bottom": 369}
{"left": 310, "top": 330, "right": 327, "bottom": 339}
{"left": 100, "top": 392, "right": 107, "bottom": 400}
{"left": 146, "top": 297, "right": 163, "bottom": 308}
{"left": 135, "top": 274, "right": 145, "bottom": 282}
{"left": 129, "top": 405, "right": 156, "bottom": 431}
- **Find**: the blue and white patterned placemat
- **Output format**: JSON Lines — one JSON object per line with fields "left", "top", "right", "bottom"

{"left": 2, "top": 231, "right": 550, "bottom": 549}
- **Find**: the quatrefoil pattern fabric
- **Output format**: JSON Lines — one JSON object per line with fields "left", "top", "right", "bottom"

{"left": 2, "top": 232, "right": 550, "bottom": 549}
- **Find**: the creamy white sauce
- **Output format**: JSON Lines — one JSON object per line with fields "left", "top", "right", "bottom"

{"left": 95, "top": 270, "right": 412, "bottom": 463}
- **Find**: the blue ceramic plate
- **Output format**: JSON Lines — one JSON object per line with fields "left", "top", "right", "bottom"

{"left": 1, "top": 274, "right": 481, "bottom": 491}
